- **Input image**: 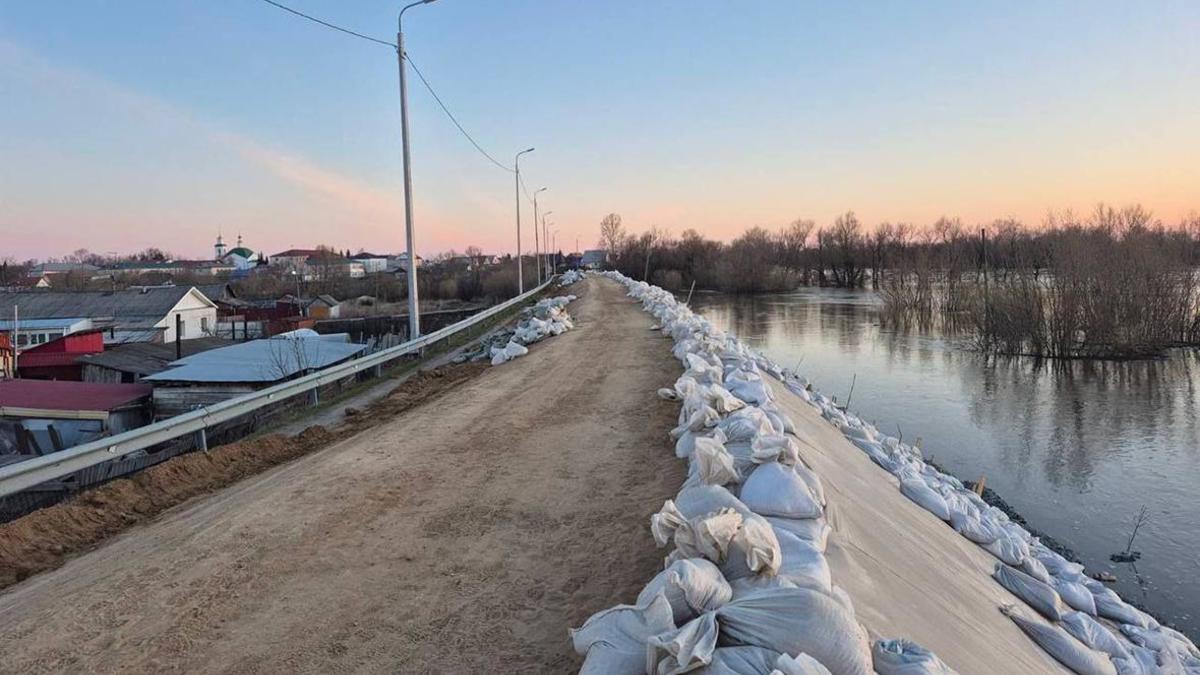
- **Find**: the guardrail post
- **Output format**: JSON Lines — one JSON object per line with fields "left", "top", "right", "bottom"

{"left": 308, "top": 389, "right": 320, "bottom": 407}
{"left": 195, "top": 427, "right": 208, "bottom": 452}
{"left": 372, "top": 364, "right": 383, "bottom": 378}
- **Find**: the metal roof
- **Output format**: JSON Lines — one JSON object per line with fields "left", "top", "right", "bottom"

{"left": 0, "top": 318, "right": 90, "bottom": 330}
{"left": 0, "top": 380, "right": 152, "bottom": 412}
{"left": 143, "top": 335, "right": 365, "bottom": 384}
{"left": 78, "top": 338, "right": 234, "bottom": 376}
{"left": 0, "top": 286, "right": 214, "bottom": 321}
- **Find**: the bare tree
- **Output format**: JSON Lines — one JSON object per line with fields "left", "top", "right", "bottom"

{"left": 777, "top": 218, "right": 814, "bottom": 285}
{"left": 599, "top": 213, "right": 624, "bottom": 256}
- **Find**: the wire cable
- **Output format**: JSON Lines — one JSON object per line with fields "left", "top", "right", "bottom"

{"left": 256, "top": 0, "right": 396, "bottom": 48}
{"left": 406, "top": 56, "right": 516, "bottom": 174}
{"left": 255, "top": 0, "right": 518, "bottom": 175}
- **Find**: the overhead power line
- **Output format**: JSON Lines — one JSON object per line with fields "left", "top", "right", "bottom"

{"left": 406, "top": 57, "right": 515, "bottom": 174}
{"left": 254, "top": 0, "right": 518, "bottom": 174}
{"left": 256, "top": 0, "right": 396, "bottom": 48}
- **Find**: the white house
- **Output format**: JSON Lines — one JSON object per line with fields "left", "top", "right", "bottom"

{"left": 351, "top": 252, "right": 391, "bottom": 274}
{"left": 0, "top": 286, "right": 218, "bottom": 344}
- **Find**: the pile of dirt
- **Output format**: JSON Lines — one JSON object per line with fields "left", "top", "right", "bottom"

{"left": 0, "top": 361, "right": 487, "bottom": 591}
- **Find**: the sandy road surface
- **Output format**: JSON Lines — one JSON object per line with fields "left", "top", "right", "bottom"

{"left": 0, "top": 278, "right": 685, "bottom": 674}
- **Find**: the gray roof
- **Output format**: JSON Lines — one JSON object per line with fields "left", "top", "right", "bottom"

{"left": 0, "top": 286, "right": 212, "bottom": 321}
{"left": 78, "top": 338, "right": 235, "bottom": 376}
{"left": 143, "top": 335, "right": 365, "bottom": 383}
{"left": 581, "top": 250, "right": 608, "bottom": 265}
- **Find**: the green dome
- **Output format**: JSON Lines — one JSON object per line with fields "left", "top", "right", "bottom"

{"left": 226, "top": 247, "right": 255, "bottom": 258}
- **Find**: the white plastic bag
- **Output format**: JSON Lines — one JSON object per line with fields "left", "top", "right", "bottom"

{"left": 739, "top": 462, "right": 824, "bottom": 520}
{"left": 899, "top": 477, "right": 951, "bottom": 521}
{"left": 716, "top": 587, "right": 873, "bottom": 675}
{"left": 638, "top": 558, "right": 733, "bottom": 625}
{"left": 1061, "top": 611, "right": 1131, "bottom": 661}
{"left": 1001, "top": 606, "right": 1117, "bottom": 675}
{"left": 871, "top": 639, "right": 959, "bottom": 674}
{"left": 771, "top": 653, "right": 833, "bottom": 675}
{"left": 993, "top": 564, "right": 1064, "bottom": 621}
{"left": 570, "top": 594, "right": 675, "bottom": 675}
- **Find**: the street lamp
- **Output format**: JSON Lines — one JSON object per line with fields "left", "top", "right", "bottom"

{"left": 541, "top": 211, "right": 553, "bottom": 277}
{"left": 552, "top": 229, "right": 560, "bottom": 274}
{"left": 397, "top": 0, "right": 438, "bottom": 339}
{"left": 533, "top": 187, "right": 547, "bottom": 285}
{"left": 514, "top": 147, "right": 535, "bottom": 293}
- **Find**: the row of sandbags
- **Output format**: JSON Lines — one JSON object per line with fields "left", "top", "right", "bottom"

{"left": 490, "top": 294, "right": 577, "bottom": 365}
{"left": 560, "top": 269, "right": 586, "bottom": 286}
{"left": 569, "top": 272, "right": 957, "bottom": 675}
{"left": 779, "top": 354, "right": 1200, "bottom": 671}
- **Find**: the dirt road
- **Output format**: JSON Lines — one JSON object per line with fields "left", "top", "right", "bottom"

{"left": 0, "top": 278, "right": 684, "bottom": 674}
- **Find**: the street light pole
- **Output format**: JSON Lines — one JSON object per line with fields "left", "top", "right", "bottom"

{"left": 514, "top": 147, "right": 534, "bottom": 294}
{"left": 541, "top": 211, "right": 553, "bottom": 278}
{"left": 533, "top": 187, "right": 547, "bottom": 285}
{"left": 397, "top": 0, "right": 437, "bottom": 339}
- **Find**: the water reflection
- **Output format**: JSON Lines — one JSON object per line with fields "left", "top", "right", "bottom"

{"left": 688, "top": 288, "right": 1200, "bottom": 638}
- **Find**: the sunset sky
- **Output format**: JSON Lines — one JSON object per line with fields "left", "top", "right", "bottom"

{"left": 1, "top": 1, "right": 1198, "bottom": 262}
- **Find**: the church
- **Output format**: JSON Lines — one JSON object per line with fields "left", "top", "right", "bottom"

{"left": 213, "top": 233, "right": 261, "bottom": 272}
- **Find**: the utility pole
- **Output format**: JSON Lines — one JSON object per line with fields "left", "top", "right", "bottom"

{"left": 533, "top": 187, "right": 547, "bottom": 285}
{"left": 514, "top": 147, "right": 534, "bottom": 294}
{"left": 397, "top": 0, "right": 438, "bottom": 338}
{"left": 542, "top": 211, "right": 553, "bottom": 278}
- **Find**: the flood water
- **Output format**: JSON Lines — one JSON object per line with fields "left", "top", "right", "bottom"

{"left": 687, "top": 287, "right": 1200, "bottom": 637}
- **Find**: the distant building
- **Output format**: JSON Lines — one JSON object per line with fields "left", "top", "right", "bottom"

{"left": 28, "top": 262, "right": 99, "bottom": 277}
{"left": 13, "top": 330, "right": 104, "bottom": 381}
{"left": 0, "top": 286, "right": 219, "bottom": 344}
{"left": 219, "top": 234, "right": 258, "bottom": 271}
{"left": 303, "top": 295, "right": 340, "bottom": 319}
{"left": 581, "top": 249, "right": 608, "bottom": 269}
{"left": 387, "top": 252, "right": 424, "bottom": 275}
{"left": 0, "top": 318, "right": 96, "bottom": 350}
{"left": 351, "top": 252, "right": 391, "bottom": 274}
{"left": 79, "top": 337, "right": 232, "bottom": 384}
{"left": 0, "top": 276, "right": 51, "bottom": 291}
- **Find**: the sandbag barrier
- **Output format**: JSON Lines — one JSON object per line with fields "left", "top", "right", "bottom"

{"left": 488, "top": 295, "right": 577, "bottom": 366}
{"left": 570, "top": 271, "right": 956, "bottom": 675}
{"left": 560, "top": 269, "right": 586, "bottom": 286}
{"left": 783, "top": 350, "right": 1200, "bottom": 673}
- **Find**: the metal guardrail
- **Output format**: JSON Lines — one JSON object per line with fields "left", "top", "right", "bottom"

{"left": 0, "top": 277, "right": 558, "bottom": 498}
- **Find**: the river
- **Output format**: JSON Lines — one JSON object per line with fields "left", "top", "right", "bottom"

{"left": 686, "top": 287, "right": 1200, "bottom": 637}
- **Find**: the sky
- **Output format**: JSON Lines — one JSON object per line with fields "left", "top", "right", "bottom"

{"left": 1, "top": 1, "right": 1198, "bottom": 262}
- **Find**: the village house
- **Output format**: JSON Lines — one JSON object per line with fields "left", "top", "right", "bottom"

{"left": 0, "top": 286, "right": 219, "bottom": 345}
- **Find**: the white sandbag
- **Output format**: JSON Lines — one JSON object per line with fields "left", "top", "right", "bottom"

{"left": 570, "top": 594, "right": 675, "bottom": 675}
{"left": 772, "top": 653, "right": 833, "bottom": 675}
{"left": 1033, "top": 547, "right": 1087, "bottom": 579}
{"left": 1052, "top": 576, "right": 1098, "bottom": 615}
{"left": 1021, "top": 556, "right": 1053, "bottom": 585}
{"left": 1001, "top": 606, "right": 1117, "bottom": 675}
{"left": 768, "top": 653, "right": 835, "bottom": 672}
{"left": 739, "top": 462, "right": 824, "bottom": 520}
{"left": 700, "top": 383, "right": 748, "bottom": 414}
{"left": 1061, "top": 611, "right": 1131, "bottom": 660}
{"left": 647, "top": 611, "right": 720, "bottom": 675}
{"left": 750, "top": 434, "right": 802, "bottom": 466}
{"left": 949, "top": 510, "right": 1002, "bottom": 545}
{"left": 983, "top": 534, "right": 1030, "bottom": 566}
{"left": 716, "top": 587, "right": 873, "bottom": 675}
{"left": 674, "top": 485, "right": 756, "bottom": 521}
{"left": 658, "top": 387, "right": 682, "bottom": 401}
{"left": 672, "top": 405, "right": 721, "bottom": 440}
{"left": 693, "top": 437, "right": 742, "bottom": 486}
{"left": 638, "top": 558, "right": 733, "bottom": 625}
{"left": 693, "top": 647, "right": 784, "bottom": 675}
{"left": 1094, "top": 594, "right": 1151, "bottom": 628}
{"left": 899, "top": 477, "right": 951, "bottom": 521}
{"left": 774, "top": 529, "right": 832, "bottom": 592}
{"left": 670, "top": 508, "right": 782, "bottom": 580}
{"left": 719, "top": 407, "right": 777, "bottom": 443}
{"left": 676, "top": 428, "right": 729, "bottom": 460}
{"left": 871, "top": 639, "right": 959, "bottom": 674}
{"left": 992, "top": 564, "right": 1065, "bottom": 621}
{"left": 765, "top": 516, "right": 832, "bottom": 553}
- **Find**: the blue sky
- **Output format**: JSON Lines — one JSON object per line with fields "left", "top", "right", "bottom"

{"left": 1, "top": 1, "right": 1197, "bottom": 260}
